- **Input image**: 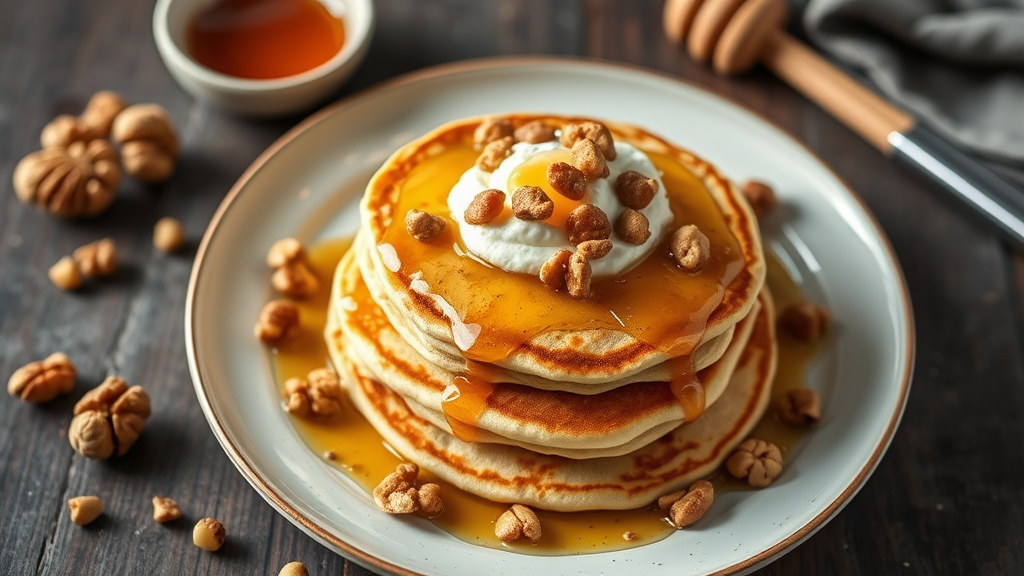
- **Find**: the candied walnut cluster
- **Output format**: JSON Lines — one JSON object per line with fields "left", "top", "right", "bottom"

{"left": 405, "top": 209, "right": 448, "bottom": 243}
{"left": 283, "top": 368, "right": 343, "bottom": 420}
{"left": 372, "top": 463, "right": 443, "bottom": 518}
{"left": 266, "top": 238, "right": 319, "bottom": 299}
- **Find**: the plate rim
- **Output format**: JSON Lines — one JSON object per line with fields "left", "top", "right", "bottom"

{"left": 184, "top": 55, "right": 915, "bottom": 576}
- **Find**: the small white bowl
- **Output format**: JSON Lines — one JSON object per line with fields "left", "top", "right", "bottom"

{"left": 153, "top": 0, "right": 374, "bottom": 117}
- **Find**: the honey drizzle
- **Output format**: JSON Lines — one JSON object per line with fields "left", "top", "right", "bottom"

{"left": 273, "top": 237, "right": 822, "bottom": 555}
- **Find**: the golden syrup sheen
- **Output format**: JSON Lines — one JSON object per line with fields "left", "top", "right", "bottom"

{"left": 187, "top": 0, "right": 345, "bottom": 80}
{"left": 271, "top": 238, "right": 822, "bottom": 554}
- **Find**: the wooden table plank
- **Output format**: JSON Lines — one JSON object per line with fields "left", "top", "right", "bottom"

{"left": 3, "top": 0, "right": 1024, "bottom": 574}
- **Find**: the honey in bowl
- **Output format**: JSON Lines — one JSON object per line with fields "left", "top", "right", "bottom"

{"left": 187, "top": 0, "right": 346, "bottom": 80}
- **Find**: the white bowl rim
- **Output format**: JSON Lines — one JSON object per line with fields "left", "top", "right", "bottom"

{"left": 153, "top": 0, "right": 375, "bottom": 91}
{"left": 184, "top": 56, "right": 916, "bottom": 576}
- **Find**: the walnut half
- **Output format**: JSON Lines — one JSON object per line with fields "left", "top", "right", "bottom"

{"left": 68, "top": 376, "right": 151, "bottom": 459}
{"left": 7, "top": 352, "right": 76, "bottom": 403}
{"left": 13, "top": 139, "right": 120, "bottom": 219}
{"left": 726, "top": 438, "right": 783, "bottom": 488}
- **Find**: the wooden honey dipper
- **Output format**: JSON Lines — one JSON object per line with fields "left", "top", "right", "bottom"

{"left": 664, "top": 0, "right": 1024, "bottom": 249}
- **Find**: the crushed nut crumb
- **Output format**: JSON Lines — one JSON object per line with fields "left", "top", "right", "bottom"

{"left": 778, "top": 388, "right": 821, "bottom": 425}
{"left": 323, "top": 450, "right": 337, "bottom": 461}
{"left": 514, "top": 120, "right": 556, "bottom": 144}
{"left": 7, "top": 352, "right": 76, "bottom": 403}
{"left": 615, "top": 170, "right": 658, "bottom": 209}
{"left": 566, "top": 252, "right": 592, "bottom": 299}
{"left": 48, "top": 256, "right": 82, "bottom": 291}
{"left": 539, "top": 250, "right": 572, "bottom": 291}
{"left": 512, "top": 186, "right": 554, "bottom": 221}
{"left": 576, "top": 239, "right": 612, "bottom": 260}
{"left": 671, "top": 225, "right": 710, "bottom": 272}
{"left": 560, "top": 121, "right": 617, "bottom": 160}
{"left": 68, "top": 496, "right": 103, "bottom": 526}
{"left": 152, "top": 496, "right": 182, "bottom": 523}
{"left": 473, "top": 118, "right": 514, "bottom": 148}
{"left": 726, "top": 438, "right": 783, "bottom": 488}
{"left": 616, "top": 209, "right": 651, "bottom": 245}
{"left": 546, "top": 161, "right": 587, "bottom": 200}
{"left": 495, "top": 504, "right": 542, "bottom": 543}
{"left": 405, "top": 209, "right": 447, "bottom": 242}
{"left": 476, "top": 136, "right": 514, "bottom": 172}
{"left": 566, "top": 204, "right": 611, "bottom": 245}
{"left": 570, "top": 138, "right": 609, "bottom": 179}
{"left": 464, "top": 189, "right": 506, "bottom": 225}
{"left": 254, "top": 300, "right": 300, "bottom": 345}
{"left": 741, "top": 180, "right": 777, "bottom": 219}
{"left": 779, "top": 302, "right": 829, "bottom": 341}
{"left": 193, "top": 517, "right": 226, "bottom": 551}
{"left": 623, "top": 531, "right": 637, "bottom": 541}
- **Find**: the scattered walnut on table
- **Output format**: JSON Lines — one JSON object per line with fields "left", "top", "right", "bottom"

{"left": 671, "top": 225, "right": 710, "bottom": 273}
{"left": 13, "top": 139, "right": 120, "bottom": 218}
{"left": 48, "top": 257, "right": 83, "bottom": 291}
{"left": 7, "top": 352, "right": 76, "bottom": 403}
{"left": 405, "top": 209, "right": 447, "bottom": 242}
{"left": 779, "top": 388, "right": 821, "bottom": 425}
{"left": 495, "top": 504, "right": 542, "bottom": 543}
{"left": 726, "top": 438, "right": 783, "bottom": 488}
{"left": 372, "top": 462, "right": 443, "bottom": 518}
{"left": 560, "top": 121, "right": 617, "bottom": 160}
{"left": 464, "top": 189, "right": 506, "bottom": 225}
{"left": 254, "top": 300, "right": 300, "bottom": 345}
{"left": 570, "top": 138, "right": 609, "bottom": 179}
{"left": 511, "top": 186, "right": 554, "bottom": 221}
{"left": 68, "top": 376, "right": 151, "bottom": 459}
{"left": 284, "top": 368, "right": 343, "bottom": 420}
{"left": 153, "top": 217, "right": 186, "bottom": 253}
{"left": 73, "top": 238, "right": 118, "bottom": 278}
{"left": 68, "top": 495, "right": 104, "bottom": 526}
{"left": 111, "top": 104, "right": 179, "bottom": 183}
{"left": 152, "top": 496, "right": 182, "bottom": 523}
{"left": 40, "top": 115, "right": 94, "bottom": 149}
{"left": 80, "top": 91, "right": 127, "bottom": 139}
{"left": 616, "top": 208, "right": 651, "bottom": 245}
{"left": 193, "top": 517, "right": 226, "bottom": 551}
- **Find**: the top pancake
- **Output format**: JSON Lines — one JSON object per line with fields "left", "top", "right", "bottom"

{"left": 358, "top": 115, "right": 766, "bottom": 386}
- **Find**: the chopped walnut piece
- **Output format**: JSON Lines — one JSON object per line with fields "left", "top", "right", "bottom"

{"left": 193, "top": 518, "right": 226, "bottom": 551}
{"left": 272, "top": 262, "right": 320, "bottom": 299}
{"left": 779, "top": 388, "right": 821, "bottom": 425}
{"left": 566, "top": 204, "right": 611, "bottom": 245}
{"left": 49, "top": 257, "right": 83, "bottom": 291}
{"left": 560, "top": 121, "right": 617, "bottom": 160}
{"left": 741, "top": 180, "right": 777, "bottom": 219}
{"left": 726, "top": 438, "right": 783, "bottom": 488}
{"left": 73, "top": 238, "right": 118, "bottom": 278}
{"left": 284, "top": 368, "right": 343, "bottom": 420}
{"left": 68, "top": 496, "right": 104, "bottom": 526}
{"left": 476, "top": 136, "right": 514, "bottom": 172}
{"left": 616, "top": 208, "right": 651, "bottom": 245}
{"left": 473, "top": 118, "right": 514, "bottom": 148}
{"left": 41, "top": 115, "right": 93, "bottom": 149}
{"left": 566, "top": 252, "right": 592, "bottom": 299}
{"left": 577, "top": 239, "right": 612, "bottom": 260}
{"left": 278, "top": 562, "right": 309, "bottom": 576}
{"left": 669, "top": 480, "right": 714, "bottom": 528}
{"left": 512, "top": 186, "right": 554, "bottom": 221}
{"left": 464, "top": 189, "right": 506, "bottom": 225}
{"left": 69, "top": 376, "right": 151, "bottom": 459}
{"left": 266, "top": 238, "right": 306, "bottom": 268}
{"left": 372, "top": 463, "right": 443, "bottom": 517}
{"left": 153, "top": 217, "right": 186, "bottom": 253}
{"left": 254, "top": 300, "right": 300, "bottom": 345}
{"left": 495, "top": 504, "right": 542, "bottom": 543}
{"left": 546, "top": 162, "right": 587, "bottom": 201}
{"left": 615, "top": 171, "right": 658, "bottom": 209}
{"left": 405, "top": 210, "right": 447, "bottom": 242}
{"left": 8, "top": 352, "right": 76, "bottom": 403}
{"left": 514, "top": 120, "right": 556, "bottom": 144}
{"left": 570, "top": 139, "right": 609, "bottom": 179}
{"left": 671, "top": 225, "right": 710, "bottom": 273}
{"left": 779, "top": 302, "right": 829, "bottom": 341}
{"left": 539, "top": 250, "right": 572, "bottom": 291}
{"left": 152, "top": 496, "right": 182, "bottom": 523}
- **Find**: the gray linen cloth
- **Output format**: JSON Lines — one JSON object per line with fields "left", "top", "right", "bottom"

{"left": 798, "top": 0, "right": 1024, "bottom": 166}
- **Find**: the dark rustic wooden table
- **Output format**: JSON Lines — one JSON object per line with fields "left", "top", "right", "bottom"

{"left": 3, "top": 1, "right": 1023, "bottom": 574}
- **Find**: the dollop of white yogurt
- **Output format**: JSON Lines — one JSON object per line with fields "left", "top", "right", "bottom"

{"left": 447, "top": 140, "right": 673, "bottom": 277}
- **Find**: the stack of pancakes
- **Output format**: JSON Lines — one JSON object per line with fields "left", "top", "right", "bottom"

{"left": 325, "top": 116, "right": 775, "bottom": 512}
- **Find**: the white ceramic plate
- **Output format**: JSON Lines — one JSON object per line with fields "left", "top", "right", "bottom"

{"left": 186, "top": 58, "right": 914, "bottom": 576}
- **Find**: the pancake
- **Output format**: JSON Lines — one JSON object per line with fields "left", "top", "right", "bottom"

{"left": 328, "top": 291, "right": 777, "bottom": 512}
{"left": 328, "top": 248, "right": 763, "bottom": 458}
{"left": 357, "top": 115, "right": 766, "bottom": 387}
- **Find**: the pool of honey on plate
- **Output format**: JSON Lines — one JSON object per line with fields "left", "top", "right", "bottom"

{"left": 269, "top": 234, "right": 825, "bottom": 555}
{"left": 187, "top": 0, "right": 345, "bottom": 80}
